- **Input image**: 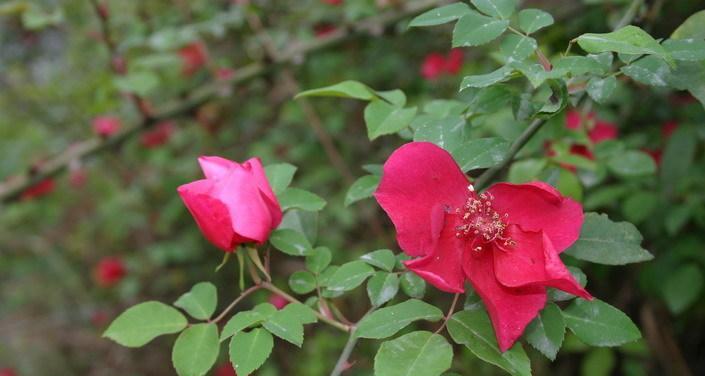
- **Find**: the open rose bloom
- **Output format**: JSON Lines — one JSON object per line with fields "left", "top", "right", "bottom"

{"left": 375, "top": 142, "right": 592, "bottom": 351}
{"left": 178, "top": 156, "right": 282, "bottom": 252}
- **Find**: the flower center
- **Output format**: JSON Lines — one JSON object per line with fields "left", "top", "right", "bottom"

{"left": 454, "top": 185, "right": 514, "bottom": 251}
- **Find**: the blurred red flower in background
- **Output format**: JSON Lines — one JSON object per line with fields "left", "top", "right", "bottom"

{"left": 0, "top": 368, "right": 17, "bottom": 376}
{"left": 92, "top": 116, "right": 121, "bottom": 138}
{"left": 269, "top": 294, "right": 290, "bottom": 310}
{"left": 214, "top": 363, "right": 237, "bottom": 376}
{"left": 94, "top": 257, "right": 127, "bottom": 287}
{"left": 21, "top": 179, "right": 55, "bottom": 200}
{"left": 179, "top": 42, "right": 209, "bottom": 76}
{"left": 421, "top": 49, "right": 464, "bottom": 80}
{"left": 178, "top": 156, "right": 283, "bottom": 252}
{"left": 141, "top": 121, "right": 175, "bottom": 148}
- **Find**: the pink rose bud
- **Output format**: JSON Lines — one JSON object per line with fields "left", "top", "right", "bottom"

{"left": 269, "top": 294, "right": 290, "bottom": 310}
{"left": 94, "top": 257, "right": 127, "bottom": 287}
{"left": 92, "top": 116, "right": 121, "bottom": 138}
{"left": 178, "top": 156, "right": 283, "bottom": 252}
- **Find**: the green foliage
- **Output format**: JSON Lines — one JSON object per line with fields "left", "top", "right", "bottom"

{"left": 324, "top": 260, "right": 375, "bottom": 292}
{"left": 344, "top": 175, "right": 380, "bottom": 206}
{"left": 360, "top": 249, "right": 397, "bottom": 272}
{"left": 374, "top": 331, "right": 453, "bottom": 376}
{"left": 367, "top": 272, "right": 400, "bottom": 307}
{"left": 173, "top": 282, "right": 218, "bottom": 321}
{"left": 356, "top": 299, "right": 443, "bottom": 339}
{"left": 229, "top": 328, "right": 274, "bottom": 376}
{"left": 270, "top": 229, "right": 314, "bottom": 256}
{"left": 172, "top": 324, "right": 219, "bottom": 376}
{"left": 104, "top": 301, "right": 188, "bottom": 347}
{"left": 524, "top": 303, "right": 565, "bottom": 361}
{"left": 563, "top": 299, "right": 641, "bottom": 347}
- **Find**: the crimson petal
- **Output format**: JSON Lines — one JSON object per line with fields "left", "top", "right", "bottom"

{"left": 486, "top": 182, "right": 583, "bottom": 252}
{"left": 375, "top": 142, "right": 469, "bottom": 257}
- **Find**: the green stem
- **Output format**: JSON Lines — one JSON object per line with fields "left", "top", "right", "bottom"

{"left": 474, "top": 118, "right": 547, "bottom": 190}
{"left": 435, "top": 293, "right": 461, "bottom": 334}
{"left": 236, "top": 251, "right": 245, "bottom": 291}
{"left": 330, "top": 331, "right": 359, "bottom": 376}
{"left": 209, "top": 284, "right": 262, "bottom": 323}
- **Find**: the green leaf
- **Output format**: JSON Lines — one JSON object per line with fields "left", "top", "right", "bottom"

{"left": 663, "top": 39, "right": 705, "bottom": 61}
{"left": 253, "top": 302, "right": 278, "bottom": 318}
{"left": 364, "top": 100, "right": 417, "bottom": 140}
{"left": 470, "top": 0, "right": 518, "bottom": 19}
{"left": 587, "top": 76, "right": 617, "bottom": 104}
{"left": 508, "top": 158, "right": 547, "bottom": 183}
{"left": 622, "top": 191, "right": 659, "bottom": 224}
{"left": 172, "top": 324, "right": 219, "bottom": 376}
{"left": 447, "top": 310, "right": 531, "bottom": 376}
{"left": 511, "top": 61, "right": 547, "bottom": 88}
{"left": 360, "top": 249, "right": 397, "bottom": 272}
{"left": 499, "top": 34, "right": 537, "bottom": 63}
{"left": 174, "top": 282, "right": 218, "bottom": 321}
{"left": 620, "top": 55, "right": 670, "bottom": 87}
{"left": 452, "top": 10, "right": 509, "bottom": 47}
{"left": 460, "top": 66, "right": 513, "bottom": 90}
{"left": 229, "top": 328, "right": 273, "bottom": 376}
{"left": 525, "top": 303, "right": 565, "bottom": 361}
{"left": 325, "top": 261, "right": 375, "bottom": 292}
{"left": 288, "top": 270, "right": 317, "bottom": 294}
{"left": 551, "top": 56, "right": 606, "bottom": 76}
{"left": 413, "top": 115, "right": 466, "bottom": 151}
{"left": 280, "top": 303, "right": 318, "bottom": 324}
{"left": 264, "top": 163, "right": 297, "bottom": 195}
{"left": 374, "top": 331, "right": 453, "bottom": 376}
{"left": 671, "top": 10, "right": 705, "bottom": 40}
{"left": 575, "top": 26, "right": 672, "bottom": 64}
{"left": 423, "top": 100, "right": 469, "bottom": 117}
{"left": 345, "top": 175, "right": 380, "bottom": 206}
{"left": 270, "top": 229, "right": 313, "bottom": 256}
{"left": 409, "top": 3, "right": 472, "bottom": 27}
{"left": 607, "top": 150, "right": 656, "bottom": 178}
{"left": 517, "top": 8, "right": 554, "bottom": 34}
{"left": 306, "top": 246, "right": 332, "bottom": 274}
{"left": 278, "top": 188, "right": 326, "bottom": 211}
{"left": 296, "top": 80, "right": 375, "bottom": 100}
{"left": 104, "top": 301, "right": 187, "bottom": 347}
{"left": 114, "top": 71, "right": 160, "bottom": 96}
{"left": 262, "top": 310, "right": 304, "bottom": 347}
{"left": 563, "top": 299, "right": 641, "bottom": 347}
{"left": 220, "top": 311, "right": 266, "bottom": 342}
{"left": 356, "top": 299, "right": 443, "bottom": 339}
{"left": 661, "top": 263, "right": 704, "bottom": 314}
{"left": 400, "top": 272, "right": 426, "bottom": 298}
{"left": 451, "top": 137, "right": 509, "bottom": 171}
{"left": 564, "top": 212, "right": 652, "bottom": 265}
{"left": 661, "top": 125, "right": 697, "bottom": 196}
{"left": 367, "top": 272, "right": 400, "bottom": 307}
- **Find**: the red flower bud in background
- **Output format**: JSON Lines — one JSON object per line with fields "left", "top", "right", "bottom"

{"left": 179, "top": 42, "right": 208, "bottom": 76}
{"left": 662, "top": 120, "right": 678, "bottom": 139}
{"left": 21, "top": 179, "right": 55, "bottom": 200}
{"left": 69, "top": 169, "right": 88, "bottom": 188}
{"left": 92, "top": 116, "right": 121, "bottom": 138}
{"left": 94, "top": 257, "right": 127, "bottom": 287}
{"left": 314, "top": 23, "right": 337, "bottom": 38}
{"left": 0, "top": 368, "right": 17, "bottom": 376}
{"left": 444, "top": 49, "right": 464, "bottom": 74}
{"left": 375, "top": 142, "right": 591, "bottom": 351}
{"left": 178, "top": 156, "right": 283, "bottom": 252}
{"left": 91, "top": 309, "right": 110, "bottom": 328}
{"left": 141, "top": 121, "right": 175, "bottom": 148}
{"left": 322, "top": 0, "right": 343, "bottom": 5}
{"left": 269, "top": 294, "right": 290, "bottom": 310}
{"left": 96, "top": 1, "right": 109, "bottom": 19}
{"left": 214, "top": 363, "right": 237, "bottom": 376}
{"left": 421, "top": 50, "right": 464, "bottom": 80}
{"left": 548, "top": 110, "right": 619, "bottom": 170}
{"left": 216, "top": 67, "right": 235, "bottom": 81}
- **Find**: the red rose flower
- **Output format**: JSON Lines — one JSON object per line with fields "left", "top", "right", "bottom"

{"left": 21, "top": 178, "right": 54, "bottom": 200}
{"left": 94, "top": 257, "right": 127, "bottom": 287}
{"left": 178, "top": 156, "right": 283, "bottom": 252}
{"left": 179, "top": 42, "right": 208, "bottom": 76}
{"left": 214, "top": 363, "right": 237, "bottom": 376}
{"left": 141, "top": 121, "right": 175, "bottom": 148}
{"left": 375, "top": 142, "right": 592, "bottom": 351}
{"left": 92, "top": 116, "right": 121, "bottom": 137}
{"left": 444, "top": 48, "right": 464, "bottom": 74}
{"left": 420, "top": 53, "right": 446, "bottom": 80}
{"left": 269, "top": 294, "right": 290, "bottom": 310}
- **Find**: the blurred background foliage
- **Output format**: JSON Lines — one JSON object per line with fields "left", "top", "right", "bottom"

{"left": 1, "top": 0, "right": 704, "bottom": 375}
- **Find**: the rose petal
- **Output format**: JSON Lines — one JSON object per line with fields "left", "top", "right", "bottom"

{"left": 493, "top": 226, "right": 592, "bottom": 299}
{"left": 404, "top": 213, "right": 465, "bottom": 293}
{"left": 487, "top": 182, "right": 583, "bottom": 252}
{"left": 178, "top": 179, "right": 244, "bottom": 251}
{"left": 375, "top": 142, "right": 469, "bottom": 257}
{"left": 242, "top": 157, "right": 281, "bottom": 215}
{"left": 463, "top": 249, "right": 546, "bottom": 352}
{"left": 198, "top": 156, "right": 237, "bottom": 180}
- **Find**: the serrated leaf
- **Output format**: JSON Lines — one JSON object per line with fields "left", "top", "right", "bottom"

{"left": 525, "top": 303, "right": 565, "bottom": 361}
{"left": 288, "top": 270, "right": 317, "bottom": 294}
{"left": 262, "top": 310, "right": 304, "bottom": 347}
{"left": 345, "top": 175, "right": 380, "bottom": 206}
{"left": 400, "top": 272, "right": 426, "bottom": 298}
{"left": 451, "top": 137, "right": 509, "bottom": 171}
{"left": 325, "top": 261, "right": 375, "bottom": 292}
{"left": 269, "top": 229, "right": 313, "bottom": 256}
{"left": 253, "top": 303, "right": 277, "bottom": 318}
{"left": 607, "top": 150, "right": 656, "bottom": 177}
{"left": 409, "top": 3, "right": 472, "bottom": 27}
{"left": 511, "top": 61, "right": 548, "bottom": 88}
{"left": 500, "top": 34, "right": 537, "bottom": 63}
{"left": 264, "top": 163, "right": 297, "bottom": 195}
{"left": 460, "top": 66, "right": 513, "bottom": 90}
{"left": 563, "top": 299, "right": 641, "bottom": 347}
{"left": 280, "top": 303, "right": 318, "bottom": 324}
{"left": 413, "top": 115, "right": 466, "bottom": 151}
{"left": 367, "top": 272, "right": 400, "bottom": 307}
{"left": 661, "top": 263, "right": 704, "bottom": 314}
{"left": 356, "top": 299, "right": 443, "bottom": 339}
{"left": 296, "top": 80, "right": 375, "bottom": 100}
{"left": 220, "top": 311, "right": 266, "bottom": 342}
{"left": 174, "top": 282, "right": 218, "bottom": 321}
{"left": 621, "top": 55, "right": 671, "bottom": 87}
{"left": 360, "top": 249, "right": 397, "bottom": 272}
{"left": 587, "top": 76, "right": 617, "bottom": 104}
{"left": 518, "top": 8, "right": 554, "bottom": 34}
{"left": 575, "top": 26, "right": 672, "bottom": 65}
{"left": 172, "top": 324, "right": 219, "bottom": 376}
{"left": 564, "top": 213, "right": 652, "bottom": 264}
{"left": 447, "top": 310, "right": 531, "bottom": 376}
{"left": 364, "top": 100, "right": 417, "bottom": 140}
{"left": 470, "top": 0, "right": 518, "bottom": 19}
{"left": 104, "top": 301, "right": 187, "bottom": 347}
{"left": 229, "top": 328, "right": 273, "bottom": 376}
{"left": 452, "top": 10, "right": 509, "bottom": 47}
{"left": 306, "top": 246, "right": 332, "bottom": 273}
{"left": 374, "top": 331, "right": 453, "bottom": 376}
{"left": 278, "top": 188, "right": 326, "bottom": 211}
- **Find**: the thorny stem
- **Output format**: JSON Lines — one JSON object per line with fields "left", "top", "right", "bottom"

{"left": 435, "top": 293, "right": 461, "bottom": 334}
{"left": 330, "top": 308, "right": 375, "bottom": 376}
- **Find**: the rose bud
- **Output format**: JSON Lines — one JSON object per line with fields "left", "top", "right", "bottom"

{"left": 177, "top": 156, "right": 283, "bottom": 252}
{"left": 92, "top": 116, "right": 121, "bottom": 138}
